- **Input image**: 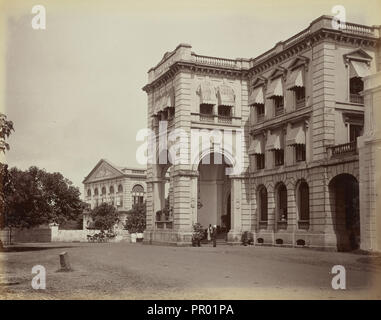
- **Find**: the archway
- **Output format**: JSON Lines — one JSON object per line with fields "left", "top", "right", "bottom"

{"left": 197, "top": 152, "right": 232, "bottom": 235}
{"left": 257, "top": 185, "right": 268, "bottom": 224}
{"left": 329, "top": 174, "right": 360, "bottom": 251}
{"left": 275, "top": 182, "right": 288, "bottom": 223}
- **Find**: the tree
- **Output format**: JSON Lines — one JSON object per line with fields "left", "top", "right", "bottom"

{"left": 1, "top": 166, "right": 86, "bottom": 230}
{"left": 125, "top": 203, "right": 146, "bottom": 233}
{"left": 0, "top": 113, "right": 14, "bottom": 240}
{"left": 0, "top": 113, "right": 14, "bottom": 154}
{"left": 89, "top": 203, "right": 119, "bottom": 232}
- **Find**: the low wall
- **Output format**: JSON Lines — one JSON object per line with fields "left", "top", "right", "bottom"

{"left": 51, "top": 226, "right": 130, "bottom": 242}
{"left": 0, "top": 227, "right": 131, "bottom": 244}
{"left": 0, "top": 227, "right": 52, "bottom": 244}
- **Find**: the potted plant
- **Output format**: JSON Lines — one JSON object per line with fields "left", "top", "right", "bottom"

{"left": 192, "top": 223, "right": 204, "bottom": 247}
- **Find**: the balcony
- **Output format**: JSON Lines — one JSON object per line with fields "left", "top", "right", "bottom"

{"left": 257, "top": 113, "right": 265, "bottom": 123}
{"left": 218, "top": 115, "right": 232, "bottom": 124}
{"left": 296, "top": 98, "right": 306, "bottom": 109}
{"left": 350, "top": 94, "right": 364, "bottom": 104}
{"left": 275, "top": 107, "right": 284, "bottom": 116}
{"left": 328, "top": 141, "right": 357, "bottom": 157}
{"left": 200, "top": 113, "right": 214, "bottom": 122}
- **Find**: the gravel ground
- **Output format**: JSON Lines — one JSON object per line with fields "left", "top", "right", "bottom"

{"left": 1, "top": 242, "right": 380, "bottom": 299}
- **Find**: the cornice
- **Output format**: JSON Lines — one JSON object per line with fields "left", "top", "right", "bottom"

{"left": 143, "top": 61, "right": 249, "bottom": 93}
{"left": 143, "top": 24, "right": 380, "bottom": 93}
{"left": 248, "top": 28, "right": 379, "bottom": 77}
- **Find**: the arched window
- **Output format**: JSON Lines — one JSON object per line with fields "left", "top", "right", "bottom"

{"left": 118, "top": 184, "right": 123, "bottom": 193}
{"left": 132, "top": 184, "right": 145, "bottom": 205}
{"left": 276, "top": 183, "right": 288, "bottom": 222}
{"left": 87, "top": 189, "right": 91, "bottom": 197}
{"left": 257, "top": 185, "right": 268, "bottom": 222}
{"left": 297, "top": 180, "right": 310, "bottom": 221}
{"left": 109, "top": 186, "right": 114, "bottom": 194}
{"left": 101, "top": 187, "right": 106, "bottom": 195}
{"left": 94, "top": 188, "right": 99, "bottom": 196}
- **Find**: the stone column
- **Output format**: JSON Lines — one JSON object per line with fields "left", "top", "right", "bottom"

{"left": 227, "top": 177, "right": 242, "bottom": 243}
{"left": 358, "top": 72, "right": 381, "bottom": 252}
{"left": 190, "top": 174, "right": 198, "bottom": 226}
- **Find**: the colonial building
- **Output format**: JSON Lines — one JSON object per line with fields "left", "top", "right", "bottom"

{"left": 83, "top": 159, "right": 146, "bottom": 212}
{"left": 142, "top": 16, "right": 381, "bottom": 251}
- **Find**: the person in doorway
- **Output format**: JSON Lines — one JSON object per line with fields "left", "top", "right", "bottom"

{"left": 207, "top": 224, "right": 212, "bottom": 242}
{"left": 212, "top": 225, "right": 217, "bottom": 247}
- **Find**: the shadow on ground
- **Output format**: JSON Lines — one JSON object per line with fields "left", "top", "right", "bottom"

{"left": 0, "top": 245, "right": 74, "bottom": 253}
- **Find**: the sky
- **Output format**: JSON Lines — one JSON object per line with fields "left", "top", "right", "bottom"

{"left": 1, "top": 0, "right": 380, "bottom": 193}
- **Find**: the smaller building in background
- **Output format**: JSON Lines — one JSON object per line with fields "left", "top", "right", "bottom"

{"left": 82, "top": 159, "right": 147, "bottom": 228}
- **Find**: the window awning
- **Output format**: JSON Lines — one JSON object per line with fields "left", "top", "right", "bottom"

{"left": 155, "top": 92, "right": 174, "bottom": 114}
{"left": 286, "top": 68, "right": 304, "bottom": 90}
{"left": 286, "top": 124, "right": 305, "bottom": 145}
{"left": 198, "top": 82, "right": 217, "bottom": 105}
{"left": 162, "top": 94, "right": 173, "bottom": 110}
{"left": 217, "top": 84, "right": 235, "bottom": 106}
{"left": 265, "top": 131, "right": 282, "bottom": 150}
{"left": 350, "top": 60, "right": 371, "bottom": 78}
{"left": 266, "top": 77, "right": 283, "bottom": 98}
{"left": 248, "top": 86, "right": 264, "bottom": 106}
{"left": 248, "top": 137, "right": 264, "bottom": 155}
{"left": 154, "top": 95, "right": 163, "bottom": 114}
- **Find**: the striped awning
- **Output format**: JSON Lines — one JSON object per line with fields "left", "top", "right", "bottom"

{"left": 197, "top": 81, "right": 217, "bottom": 105}
{"left": 286, "top": 124, "right": 305, "bottom": 145}
{"left": 350, "top": 60, "right": 371, "bottom": 78}
{"left": 217, "top": 84, "right": 235, "bottom": 106}
{"left": 248, "top": 86, "right": 265, "bottom": 106}
{"left": 154, "top": 91, "right": 174, "bottom": 114}
{"left": 266, "top": 131, "right": 282, "bottom": 150}
{"left": 248, "top": 137, "right": 264, "bottom": 155}
{"left": 266, "top": 77, "right": 283, "bottom": 98}
{"left": 286, "top": 67, "right": 304, "bottom": 90}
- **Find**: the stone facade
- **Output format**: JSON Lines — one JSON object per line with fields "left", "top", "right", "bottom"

{"left": 142, "top": 16, "right": 381, "bottom": 251}
{"left": 82, "top": 159, "right": 147, "bottom": 227}
{"left": 358, "top": 72, "right": 381, "bottom": 252}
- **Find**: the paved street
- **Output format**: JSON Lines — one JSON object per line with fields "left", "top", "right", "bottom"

{"left": 1, "top": 242, "right": 381, "bottom": 299}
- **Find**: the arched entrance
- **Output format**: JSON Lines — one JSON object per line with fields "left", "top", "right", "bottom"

{"left": 197, "top": 152, "right": 232, "bottom": 235}
{"left": 329, "top": 174, "right": 360, "bottom": 251}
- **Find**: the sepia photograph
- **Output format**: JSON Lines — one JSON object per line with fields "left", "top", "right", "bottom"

{"left": 0, "top": 0, "right": 381, "bottom": 306}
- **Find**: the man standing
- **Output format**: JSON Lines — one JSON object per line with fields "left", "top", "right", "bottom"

{"left": 212, "top": 225, "right": 217, "bottom": 247}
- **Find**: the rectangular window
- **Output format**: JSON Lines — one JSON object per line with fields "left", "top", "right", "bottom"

{"left": 349, "top": 124, "right": 363, "bottom": 142}
{"left": 200, "top": 104, "right": 213, "bottom": 115}
{"left": 274, "top": 149, "right": 284, "bottom": 166}
{"left": 295, "top": 144, "right": 306, "bottom": 162}
{"left": 256, "top": 104, "right": 265, "bottom": 122}
{"left": 295, "top": 87, "right": 305, "bottom": 109}
{"left": 256, "top": 154, "right": 265, "bottom": 170}
{"left": 274, "top": 97, "right": 284, "bottom": 116}
{"left": 218, "top": 105, "right": 232, "bottom": 117}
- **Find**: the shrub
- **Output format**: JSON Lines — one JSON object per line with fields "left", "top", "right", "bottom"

{"left": 89, "top": 203, "right": 119, "bottom": 232}
{"left": 125, "top": 203, "right": 146, "bottom": 233}
{"left": 192, "top": 223, "right": 204, "bottom": 242}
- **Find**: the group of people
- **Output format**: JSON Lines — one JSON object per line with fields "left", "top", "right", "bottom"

{"left": 207, "top": 224, "right": 217, "bottom": 247}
